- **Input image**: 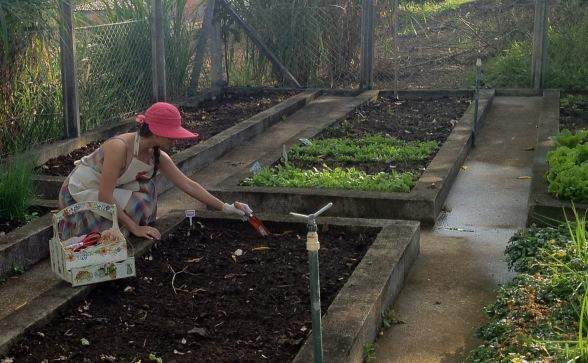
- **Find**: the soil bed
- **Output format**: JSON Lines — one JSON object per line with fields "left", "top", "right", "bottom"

{"left": 6, "top": 218, "right": 377, "bottom": 362}
{"left": 38, "top": 90, "right": 298, "bottom": 177}
{"left": 0, "top": 206, "right": 51, "bottom": 236}
{"left": 289, "top": 95, "right": 470, "bottom": 175}
{"left": 560, "top": 94, "right": 588, "bottom": 132}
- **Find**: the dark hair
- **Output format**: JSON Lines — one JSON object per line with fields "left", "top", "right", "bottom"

{"left": 138, "top": 123, "right": 160, "bottom": 179}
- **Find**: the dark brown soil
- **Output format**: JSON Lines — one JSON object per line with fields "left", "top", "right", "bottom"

{"left": 38, "top": 90, "right": 298, "bottom": 177}
{"left": 289, "top": 95, "right": 470, "bottom": 174}
{"left": 0, "top": 206, "right": 50, "bottom": 236}
{"left": 5, "top": 218, "right": 377, "bottom": 362}
{"left": 560, "top": 94, "right": 588, "bottom": 132}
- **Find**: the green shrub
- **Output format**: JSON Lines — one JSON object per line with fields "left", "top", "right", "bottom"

{"left": 546, "top": 130, "right": 588, "bottom": 202}
{"left": 468, "top": 215, "right": 588, "bottom": 362}
{"left": 481, "top": 21, "right": 588, "bottom": 92}
{"left": 0, "top": 158, "right": 37, "bottom": 222}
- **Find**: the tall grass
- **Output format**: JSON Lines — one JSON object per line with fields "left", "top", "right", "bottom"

{"left": 224, "top": 0, "right": 361, "bottom": 88}
{"left": 0, "top": 1, "right": 62, "bottom": 157}
{"left": 0, "top": 158, "right": 37, "bottom": 222}
{"left": 481, "top": 13, "right": 588, "bottom": 92}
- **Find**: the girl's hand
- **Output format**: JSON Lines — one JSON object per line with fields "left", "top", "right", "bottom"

{"left": 222, "top": 202, "right": 253, "bottom": 217}
{"left": 130, "top": 225, "right": 161, "bottom": 240}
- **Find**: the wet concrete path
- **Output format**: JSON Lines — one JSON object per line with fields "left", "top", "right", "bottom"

{"left": 374, "top": 96, "right": 543, "bottom": 362}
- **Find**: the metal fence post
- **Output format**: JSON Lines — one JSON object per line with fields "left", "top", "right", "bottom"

{"left": 360, "top": 0, "right": 375, "bottom": 90}
{"left": 151, "top": 0, "right": 167, "bottom": 102}
{"left": 532, "top": 0, "right": 548, "bottom": 90}
{"left": 59, "top": 0, "right": 80, "bottom": 138}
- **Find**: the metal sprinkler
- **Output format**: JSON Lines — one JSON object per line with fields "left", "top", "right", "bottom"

{"left": 290, "top": 202, "right": 333, "bottom": 363}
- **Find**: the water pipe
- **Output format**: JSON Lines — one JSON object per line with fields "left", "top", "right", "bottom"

{"left": 473, "top": 58, "right": 482, "bottom": 147}
{"left": 290, "top": 202, "right": 333, "bottom": 363}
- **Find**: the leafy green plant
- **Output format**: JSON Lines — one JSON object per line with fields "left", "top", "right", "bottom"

{"left": 468, "top": 210, "right": 588, "bottom": 362}
{"left": 0, "top": 157, "right": 37, "bottom": 222}
{"left": 546, "top": 130, "right": 588, "bottom": 202}
{"left": 12, "top": 264, "right": 25, "bottom": 275}
{"left": 363, "top": 342, "right": 376, "bottom": 362}
{"left": 289, "top": 135, "right": 438, "bottom": 163}
{"left": 561, "top": 93, "right": 586, "bottom": 115}
{"left": 242, "top": 164, "right": 415, "bottom": 192}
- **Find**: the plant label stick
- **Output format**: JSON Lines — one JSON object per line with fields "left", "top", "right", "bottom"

{"left": 185, "top": 209, "right": 196, "bottom": 236}
{"left": 282, "top": 144, "right": 288, "bottom": 164}
{"left": 250, "top": 161, "right": 262, "bottom": 175}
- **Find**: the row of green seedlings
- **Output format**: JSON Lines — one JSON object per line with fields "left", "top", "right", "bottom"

{"left": 467, "top": 210, "right": 588, "bottom": 362}
{"left": 242, "top": 134, "right": 438, "bottom": 192}
{"left": 546, "top": 129, "right": 588, "bottom": 202}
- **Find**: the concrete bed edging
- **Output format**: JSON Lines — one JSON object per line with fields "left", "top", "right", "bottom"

{"left": 1, "top": 91, "right": 319, "bottom": 279}
{"left": 32, "top": 90, "right": 319, "bottom": 200}
{"left": 0, "top": 210, "right": 420, "bottom": 363}
{"left": 526, "top": 89, "right": 588, "bottom": 225}
{"left": 209, "top": 89, "right": 495, "bottom": 225}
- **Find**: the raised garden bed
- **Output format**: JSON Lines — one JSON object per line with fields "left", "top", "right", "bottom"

{"left": 0, "top": 211, "right": 420, "bottom": 362}
{"left": 0, "top": 90, "right": 317, "bottom": 279}
{"left": 527, "top": 90, "right": 588, "bottom": 225}
{"left": 32, "top": 90, "right": 315, "bottom": 200}
{"left": 210, "top": 89, "right": 494, "bottom": 225}
{"left": 38, "top": 89, "right": 299, "bottom": 177}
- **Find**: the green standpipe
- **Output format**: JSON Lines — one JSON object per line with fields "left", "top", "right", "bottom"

{"left": 291, "top": 202, "right": 333, "bottom": 363}
{"left": 473, "top": 58, "right": 482, "bottom": 146}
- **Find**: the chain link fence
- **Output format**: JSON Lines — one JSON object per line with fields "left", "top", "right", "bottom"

{"left": 374, "top": 0, "right": 536, "bottom": 90}
{"left": 0, "top": 2, "right": 63, "bottom": 157}
{"left": 75, "top": 19, "right": 153, "bottom": 131}
{"left": 2, "top": 0, "right": 587, "bottom": 157}
{"left": 222, "top": 2, "right": 361, "bottom": 89}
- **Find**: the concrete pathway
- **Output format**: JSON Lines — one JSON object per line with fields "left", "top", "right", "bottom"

{"left": 374, "top": 96, "right": 543, "bottom": 362}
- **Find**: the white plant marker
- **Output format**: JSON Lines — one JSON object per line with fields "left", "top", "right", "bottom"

{"left": 250, "top": 160, "right": 262, "bottom": 175}
{"left": 185, "top": 209, "right": 196, "bottom": 236}
{"left": 282, "top": 144, "right": 288, "bottom": 164}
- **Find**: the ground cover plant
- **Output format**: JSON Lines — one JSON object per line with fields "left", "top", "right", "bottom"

{"left": 546, "top": 129, "right": 588, "bottom": 202}
{"left": 243, "top": 96, "right": 470, "bottom": 192}
{"left": 467, "top": 212, "right": 588, "bottom": 362}
{"left": 37, "top": 90, "right": 297, "bottom": 177}
{"left": 4, "top": 218, "right": 377, "bottom": 362}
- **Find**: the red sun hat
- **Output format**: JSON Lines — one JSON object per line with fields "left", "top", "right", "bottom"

{"left": 135, "top": 102, "right": 199, "bottom": 140}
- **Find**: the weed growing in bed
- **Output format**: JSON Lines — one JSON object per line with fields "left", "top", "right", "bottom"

{"left": 289, "top": 135, "right": 438, "bottom": 163}
{"left": 242, "top": 165, "right": 415, "bottom": 193}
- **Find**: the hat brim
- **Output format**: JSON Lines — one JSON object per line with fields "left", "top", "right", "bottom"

{"left": 149, "top": 124, "right": 199, "bottom": 140}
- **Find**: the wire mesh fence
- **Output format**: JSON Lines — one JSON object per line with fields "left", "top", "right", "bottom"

{"left": 75, "top": 19, "right": 153, "bottom": 131}
{"left": 374, "top": 0, "right": 536, "bottom": 90}
{"left": 1, "top": 0, "right": 587, "bottom": 158}
{"left": 222, "top": 2, "right": 362, "bottom": 89}
{"left": 0, "top": 2, "right": 63, "bottom": 157}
